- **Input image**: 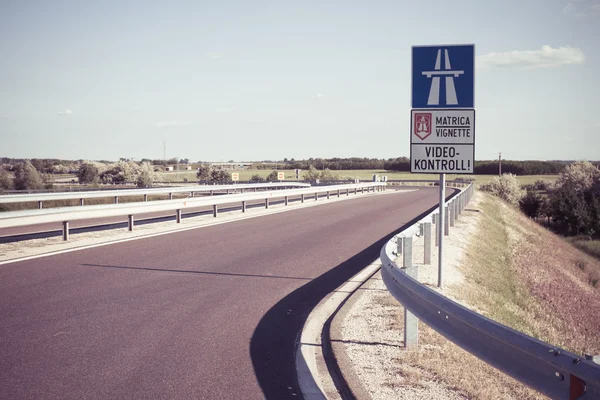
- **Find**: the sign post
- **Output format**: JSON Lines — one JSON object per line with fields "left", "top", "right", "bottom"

{"left": 411, "top": 44, "right": 475, "bottom": 288}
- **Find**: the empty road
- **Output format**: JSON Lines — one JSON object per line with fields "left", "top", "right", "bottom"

{"left": 0, "top": 187, "right": 451, "bottom": 399}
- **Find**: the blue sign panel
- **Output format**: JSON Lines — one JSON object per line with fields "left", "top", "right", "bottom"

{"left": 412, "top": 44, "right": 474, "bottom": 108}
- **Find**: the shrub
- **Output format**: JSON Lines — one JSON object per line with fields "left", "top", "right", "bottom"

{"left": 250, "top": 174, "right": 265, "bottom": 183}
{"left": 303, "top": 165, "right": 321, "bottom": 181}
{"left": 479, "top": 173, "right": 525, "bottom": 205}
{"left": 265, "top": 170, "right": 279, "bottom": 182}
{"left": 533, "top": 179, "right": 552, "bottom": 191}
{"left": 13, "top": 160, "right": 43, "bottom": 190}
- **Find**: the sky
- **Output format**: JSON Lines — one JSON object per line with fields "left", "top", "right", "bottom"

{"left": 0, "top": 0, "right": 599, "bottom": 162}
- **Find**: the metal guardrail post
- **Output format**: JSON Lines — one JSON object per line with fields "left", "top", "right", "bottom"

{"left": 265, "top": 198, "right": 269, "bottom": 209}
{"left": 454, "top": 198, "right": 459, "bottom": 221}
{"left": 444, "top": 206, "right": 449, "bottom": 236}
{"left": 337, "top": 189, "right": 341, "bottom": 197}
{"left": 210, "top": 190, "right": 214, "bottom": 196}
{"left": 169, "top": 193, "right": 173, "bottom": 200}
{"left": 213, "top": 205, "right": 218, "bottom": 217}
{"left": 315, "top": 192, "right": 318, "bottom": 201}
{"left": 114, "top": 196, "right": 119, "bottom": 204}
{"left": 449, "top": 201, "right": 455, "bottom": 227}
{"left": 62, "top": 221, "right": 69, "bottom": 241}
{"left": 144, "top": 194, "right": 148, "bottom": 201}
{"left": 38, "top": 201, "right": 43, "bottom": 209}
{"left": 346, "top": 189, "right": 349, "bottom": 196}
{"left": 80, "top": 199, "right": 84, "bottom": 206}
{"left": 285, "top": 196, "right": 289, "bottom": 206}
{"left": 191, "top": 192, "right": 194, "bottom": 198}
{"left": 403, "top": 236, "right": 418, "bottom": 348}
{"left": 327, "top": 191, "right": 330, "bottom": 200}
{"left": 128, "top": 215, "right": 134, "bottom": 231}
{"left": 242, "top": 201, "right": 246, "bottom": 213}
{"left": 176, "top": 210, "right": 182, "bottom": 223}
{"left": 397, "top": 237, "right": 403, "bottom": 255}
{"left": 424, "top": 222, "right": 432, "bottom": 265}
{"left": 433, "top": 214, "right": 439, "bottom": 247}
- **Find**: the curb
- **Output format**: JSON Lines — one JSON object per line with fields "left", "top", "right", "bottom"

{"left": 296, "top": 260, "right": 382, "bottom": 399}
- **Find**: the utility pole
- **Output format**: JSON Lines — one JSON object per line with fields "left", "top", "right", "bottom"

{"left": 499, "top": 152, "right": 502, "bottom": 176}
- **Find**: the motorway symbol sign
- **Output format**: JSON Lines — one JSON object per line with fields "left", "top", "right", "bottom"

{"left": 410, "top": 109, "right": 475, "bottom": 173}
{"left": 277, "top": 172, "right": 285, "bottom": 181}
{"left": 231, "top": 172, "right": 239, "bottom": 181}
{"left": 412, "top": 44, "right": 474, "bottom": 108}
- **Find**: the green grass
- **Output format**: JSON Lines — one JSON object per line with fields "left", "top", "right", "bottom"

{"left": 461, "top": 197, "right": 536, "bottom": 334}
{"left": 567, "top": 237, "right": 600, "bottom": 261}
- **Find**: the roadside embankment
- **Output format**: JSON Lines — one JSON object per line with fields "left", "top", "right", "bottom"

{"left": 333, "top": 191, "right": 600, "bottom": 399}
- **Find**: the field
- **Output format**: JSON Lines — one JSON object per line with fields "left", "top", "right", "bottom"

{"left": 158, "top": 169, "right": 559, "bottom": 186}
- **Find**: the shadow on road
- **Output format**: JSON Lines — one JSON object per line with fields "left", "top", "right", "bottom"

{"left": 249, "top": 189, "right": 459, "bottom": 399}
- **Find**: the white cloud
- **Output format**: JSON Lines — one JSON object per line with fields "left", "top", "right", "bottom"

{"left": 57, "top": 108, "right": 73, "bottom": 116}
{"left": 477, "top": 45, "right": 585, "bottom": 69}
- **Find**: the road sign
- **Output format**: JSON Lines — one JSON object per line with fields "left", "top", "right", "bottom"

{"left": 410, "top": 109, "right": 475, "bottom": 173}
{"left": 295, "top": 169, "right": 301, "bottom": 179}
{"left": 277, "top": 172, "right": 285, "bottom": 181}
{"left": 412, "top": 44, "right": 474, "bottom": 108}
{"left": 231, "top": 172, "right": 239, "bottom": 181}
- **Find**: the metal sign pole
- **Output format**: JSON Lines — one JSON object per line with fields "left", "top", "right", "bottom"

{"left": 438, "top": 173, "right": 445, "bottom": 287}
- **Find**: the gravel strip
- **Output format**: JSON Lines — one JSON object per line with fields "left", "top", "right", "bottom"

{"left": 332, "top": 193, "right": 483, "bottom": 400}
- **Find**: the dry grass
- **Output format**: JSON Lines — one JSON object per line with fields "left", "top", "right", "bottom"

{"left": 370, "top": 287, "right": 544, "bottom": 399}
{"left": 456, "top": 193, "right": 600, "bottom": 355}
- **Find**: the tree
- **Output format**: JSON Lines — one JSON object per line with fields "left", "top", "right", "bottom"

{"left": 77, "top": 162, "right": 100, "bottom": 184}
{"left": 0, "top": 167, "right": 12, "bottom": 190}
{"left": 136, "top": 162, "right": 159, "bottom": 187}
{"left": 13, "top": 160, "right": 43, "bottom": 190}
{"left": 210, "top": 169, "right": 229, "bottom": 183}
{"left": 554, "top": 160, "right": 599, "bottom": 193}
{"left": 519, "top": 190, "right": 543, "bottom": 219}
{"left": 100, "top": 160, "right": 141, "bottom": 184}
{"left": 197, "top": 164, "right": 211, "bottom": 181}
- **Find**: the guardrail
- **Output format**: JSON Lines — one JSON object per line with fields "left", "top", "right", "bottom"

{"left": 380, "top": 184, "right": 600, "bottom": 399}
{"left": 0, "top": 183, "right": 386, "bottom": 241}
{"left": 0, "top": 182, "right": 311, "bottom": 209}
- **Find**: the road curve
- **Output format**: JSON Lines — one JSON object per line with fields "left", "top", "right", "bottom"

{"left": 0, "top": 187, "right": 451, "bottom": 399}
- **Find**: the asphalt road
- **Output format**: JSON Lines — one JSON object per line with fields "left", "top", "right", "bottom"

{"left": 0, "top": 187, "right": 452, "bottom": 399}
